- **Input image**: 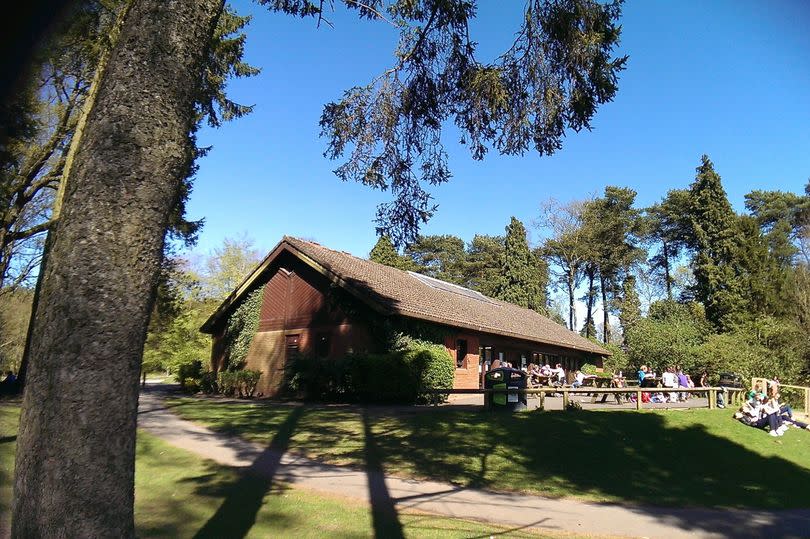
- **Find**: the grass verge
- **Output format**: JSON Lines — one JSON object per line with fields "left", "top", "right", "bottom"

{"left": 0, "top": 404, "right": 561, "bottom": 538}
{"left": 165, "top": 398, "right": 810, "bottom": 509}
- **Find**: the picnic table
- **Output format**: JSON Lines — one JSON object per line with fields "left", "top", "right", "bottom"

{"left": 583, "top": 377, "right": 611, "bottom": 389}
{"left": 587, "top": 377, "right": 630, "bottom": 404}
{"left": 641, "top": 376, "right": 663, "bottom": 388}
{"left": 530, "top": 374, "right": 557, "bottom": 387}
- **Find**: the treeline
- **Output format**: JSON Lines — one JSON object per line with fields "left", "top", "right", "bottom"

{"left": 371, "top": 155, "right": 810, "bottom": 383}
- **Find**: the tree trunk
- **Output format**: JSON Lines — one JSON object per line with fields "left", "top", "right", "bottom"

{"left": 600, "top": 274, "right": 610, "bottom": 344}
{"left": 567, "top": 267, "right": 575, "bottom": 331}
{"left": 584, "top": 265, "right": 596, "bottom": 338}
{"left": 12, "top": 1, "right": 224, "bottom": 537}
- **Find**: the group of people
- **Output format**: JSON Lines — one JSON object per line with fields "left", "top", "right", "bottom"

{"left": 637, "top": 365, "right": 696, "bottom": 403}
{"left": 734, "top": 379, "right": 809, "bottom": 436}
{"left": 525, "top": 362, "right": 567, "bottom": 387}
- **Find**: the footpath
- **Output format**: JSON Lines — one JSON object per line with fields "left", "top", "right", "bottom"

{"left": 137, "top": 387, "right": 810, "bottom": 539}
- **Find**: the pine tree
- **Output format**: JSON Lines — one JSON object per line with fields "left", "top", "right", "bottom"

{"left": 369, "top": 235, "right": 411, "bottom": 270}
{"left": 529, "top": 246, "right": 550, "bottom": 314}
{"left": 618, "top": 274, "right": 641, "bottom": 334}
{"left": 688, "top": 155, "right": 744, "bottom": 328}
{"left": 494, "top": 217, "right": 546, "bottom": 312}
{"left": 583, "top": 186, "right": 644, "bottom": 343}
{"left": 405, "top": 234, "right": 466, "bottom": 283}
{"left": 647, "top": 189, "right": 691, "bottom": 300}
{"left": 463, "top": 234, "right": 504, "bottom": 296}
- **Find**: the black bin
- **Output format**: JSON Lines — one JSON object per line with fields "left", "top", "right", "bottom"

{"left": 718, "top": 372, "right": 743, "bottom": 388}
{"left": 484, "top": 368, "right": 528, "bottom": 411}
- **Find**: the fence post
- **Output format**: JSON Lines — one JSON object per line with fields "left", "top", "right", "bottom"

{"left": 563, "top": 389, "right": 570, "bottom": 410}
{"left": 636, "top": 389, "right": 642, "bottom": 410}
{"left": 797, "top": 388, "right": 808, "bottom": 414}
{"left": 709, "top": 389, "right": 716, "bottom": 409}
{"left": 538, "top": 391, "right": 545, "bottom": 411}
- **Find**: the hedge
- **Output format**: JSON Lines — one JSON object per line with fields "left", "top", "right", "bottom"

{"left": 285, "top": 342, "right": 454, "bottom": 404}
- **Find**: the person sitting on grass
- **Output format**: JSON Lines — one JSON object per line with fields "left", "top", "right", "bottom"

{"left": 735, "top": 392, "right": 788, "bottom": 437}
{"left": 770, "top": 390, "right": 810, "bottom": 431}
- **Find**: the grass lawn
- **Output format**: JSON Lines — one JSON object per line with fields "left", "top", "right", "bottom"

{"left": 164, "top": 398, "right": 810, "bottom": 509}
{"left": 0, "top": 405, "right": 560, "bottom": 538}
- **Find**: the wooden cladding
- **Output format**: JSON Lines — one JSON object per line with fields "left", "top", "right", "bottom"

{"left": 257, "top": 257, "right": 347, "bottom": 333}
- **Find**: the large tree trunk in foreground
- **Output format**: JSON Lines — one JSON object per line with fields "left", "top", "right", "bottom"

{"left": 12, "top": 0, "right": 224, "bottom": 536}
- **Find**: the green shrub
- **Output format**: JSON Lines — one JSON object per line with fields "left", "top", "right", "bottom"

{"left": 183, "top": 377, "right": 200, "bottom": 393}
{"left": 176, "top": 360, "right": 203, "bottom": 390}
{"left": 284, "top": 341, "right": 454, "bottom": 404}
{"left": 349, "top": 352, "right": 418, "bottom": 403}
{"left": 238, "top": 370, "right": 262, "bottom": 397}
{"left": 285, "top": 354, "right": 353, "bottom": 400}
{"left": 218, "top": 369, "right": 262, "bottom": 398}
{"left": 601, "top": 343, "right": 631, "bottom": 375}
{"left": 581, "top": 363, "right": 600, "bottom": 375}
{"left": 581, "top": 363, "right": 612, "bottom": 378}
{"left": 404, "top": 342, "right": 454, "bottom": 404}
{"left": 199, "top": 371, "right": 218, "bottom": 394}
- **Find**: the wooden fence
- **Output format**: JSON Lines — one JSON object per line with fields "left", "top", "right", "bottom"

{"left": 423, "top": 386, "right": 746, "bottom": 411}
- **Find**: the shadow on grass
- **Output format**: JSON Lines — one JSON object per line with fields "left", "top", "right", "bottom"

{"left": 366, "top": 408, "right": 810, "bottom": 537}
{"left": 191, "top": 406, "right": 305, "bottom": 539}
{"left": 155, "top": 393, "right": 810, "bottom": 537}
{"left": 362, "top": 407, "right": 404, "bottom": 539}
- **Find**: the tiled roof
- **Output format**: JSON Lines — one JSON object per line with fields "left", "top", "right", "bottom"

{"left": 203, "top": 236, "right": 609, "bottom": 356}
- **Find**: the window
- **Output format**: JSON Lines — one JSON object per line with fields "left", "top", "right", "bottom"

{"left": 316, "top": 333, "right": 330, "bottom": 358}
{"left": 285, "top": 334, "right": 300, "bottom": 359}
{"left": 456, "top": 339, "right": 467, "bottom": 368}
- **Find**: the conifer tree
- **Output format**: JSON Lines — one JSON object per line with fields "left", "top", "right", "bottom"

{"left": 646, "top": 189, "right": 691, "bottom": 300}
{"left": 688, "top": 155, "right": 744, "bottom": 328}
{"left": 369, "top": 235, "right": 411, "bottom": 270}
{"left": 494, "top": 217, "right": 547, "bottom": 312}
{"left": 463, "top": 234, "right": 504, "bottom": 296}
{"left": 618, "top": 274, "right": 641, "bottom": 334}
{"left": 405, "top": 234, "right": 466, "bottom": 283}
{"left": 583, "top": 186, "right": 644, "bottom": 343}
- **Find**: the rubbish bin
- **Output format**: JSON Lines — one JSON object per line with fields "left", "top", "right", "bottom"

{"left": 484, "top": 368, "right": 528, "bottom": 411}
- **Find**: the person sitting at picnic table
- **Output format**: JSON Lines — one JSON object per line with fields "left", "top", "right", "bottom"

{"left": 677, "top": 368, "right": 690, "bottom": 402}
{"left": 637, "top": 365, "right": 648, "bottom": 384}
{"left": 551, "top": 363, "right": 566, "bottom": 386}
{"left": 571, "top": 370, "right": 595, "bottom": 388}
{"left": 662, "top": 366, "right": 679, "bottom": 402}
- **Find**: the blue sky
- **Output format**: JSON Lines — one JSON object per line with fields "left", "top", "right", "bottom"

{"left": 188, "top": 0, "right": 810, "bottom": 263}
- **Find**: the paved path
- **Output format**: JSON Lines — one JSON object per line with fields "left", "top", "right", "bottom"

{"left": 137, "top": 387, "right": 810, "bottom": 539}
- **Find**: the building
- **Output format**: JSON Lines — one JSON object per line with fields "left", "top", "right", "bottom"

{"left": 201, "top": 236, "right": 609, "bottom": 397}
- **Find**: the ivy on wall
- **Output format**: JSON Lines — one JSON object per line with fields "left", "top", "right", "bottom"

{"left": 222, "top": 287, "right": 264, "bottom": 371}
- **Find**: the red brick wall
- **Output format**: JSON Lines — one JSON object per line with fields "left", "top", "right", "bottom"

{"left": 445, "top": 333, "right": 481, "bottom": 389}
